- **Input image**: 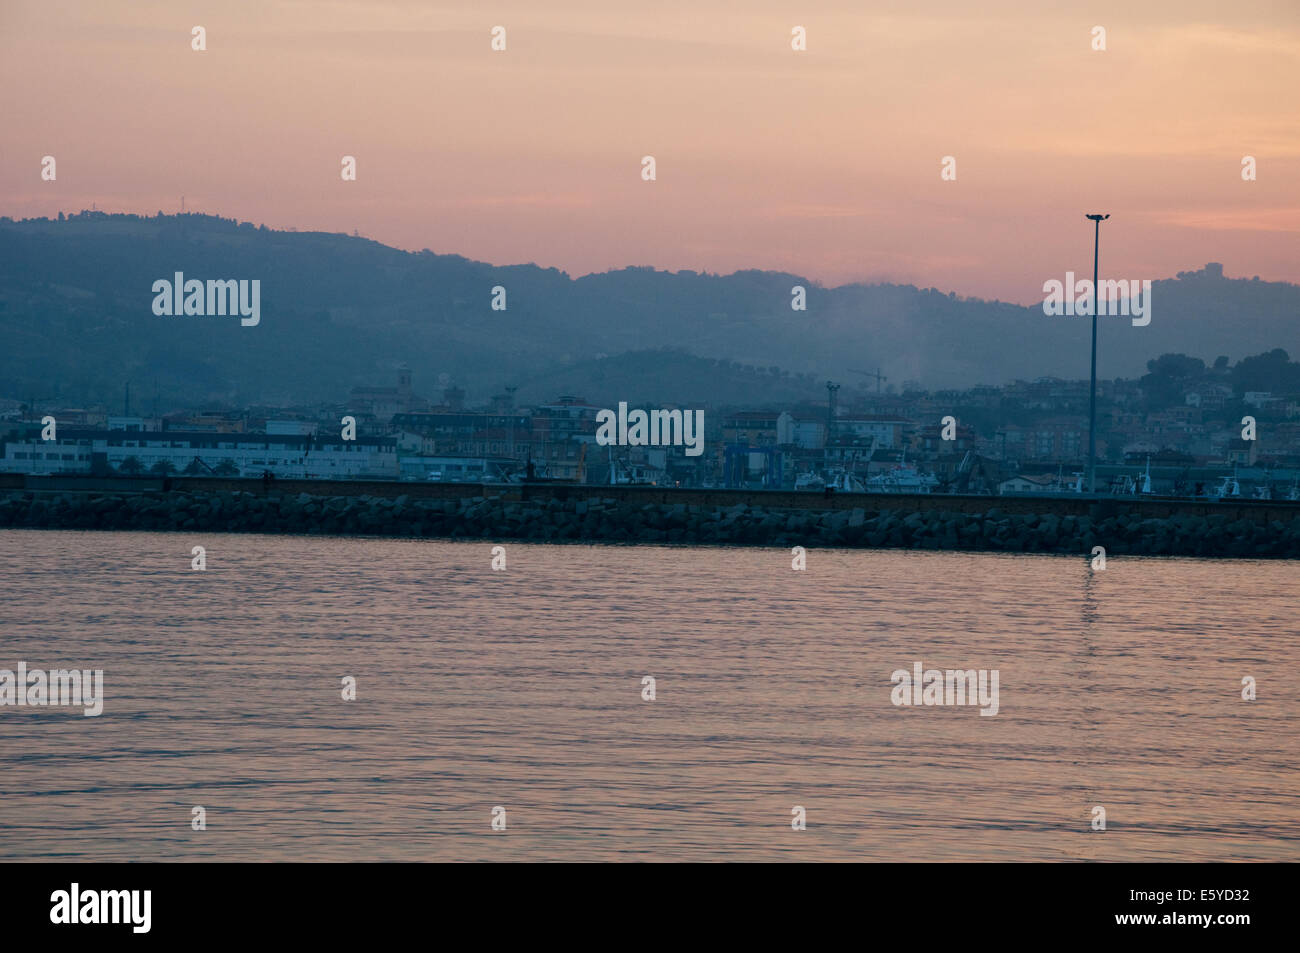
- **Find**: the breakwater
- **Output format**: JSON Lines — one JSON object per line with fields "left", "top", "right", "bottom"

{"left": 3, "top": 478, "right": 1300, "bottom": 557}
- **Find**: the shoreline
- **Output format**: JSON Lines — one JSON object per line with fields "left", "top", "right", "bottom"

{"left": 3, "top": 480, "right": 1299, "bottom": 559}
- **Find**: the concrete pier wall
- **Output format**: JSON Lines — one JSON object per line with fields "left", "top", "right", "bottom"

{"left": 3, "top": 478, "right": 1300, "bottom": 558}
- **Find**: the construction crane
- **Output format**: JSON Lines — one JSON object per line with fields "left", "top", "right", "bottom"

{"left": 849, "top": 368, "right": 888, "bottom": 392}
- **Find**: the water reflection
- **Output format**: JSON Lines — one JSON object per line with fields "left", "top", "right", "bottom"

{"left": 1, "top": 529, "right": 1296, "bottom": 861}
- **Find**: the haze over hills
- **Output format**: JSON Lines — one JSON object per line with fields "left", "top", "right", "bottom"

{"left": 1, "top": 211, "right": 1296, "bottom": 410}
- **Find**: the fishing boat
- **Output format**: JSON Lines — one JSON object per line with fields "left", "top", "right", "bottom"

{"left": 794, "top": 471, "right": 826, "bottom": 491}
{"left": 1209, "top": 473, "right": 1242, "bottom": 499}
{"left": 865, "top": 460, "right": 938, "bottom": 494}
{"left": 1109, "top": 457, "right": 1153, "bottom": 495}
{"left": 824, "top": 467, "right": 867, "bottom": 492}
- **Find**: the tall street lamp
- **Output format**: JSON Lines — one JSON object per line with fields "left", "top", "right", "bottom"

{"left": 1085, "top": 213, "right": 1109, "bottom": 493}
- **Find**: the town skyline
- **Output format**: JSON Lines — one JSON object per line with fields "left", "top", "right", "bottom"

{"left": 6, "top": 342, "right": 1298, "bottom": 497}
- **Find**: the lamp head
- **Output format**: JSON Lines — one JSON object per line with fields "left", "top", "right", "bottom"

{"left": 1086, "top": 213, "right": 1110, "bottom": 221}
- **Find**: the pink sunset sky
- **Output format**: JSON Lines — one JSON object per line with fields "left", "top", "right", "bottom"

{"left": 2, "top": 0, "right": 1298, "bottom": 303}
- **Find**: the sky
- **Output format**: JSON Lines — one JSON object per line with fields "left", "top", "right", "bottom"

{"left": 2, "top": 0, "right": 1299, "bottom": 303}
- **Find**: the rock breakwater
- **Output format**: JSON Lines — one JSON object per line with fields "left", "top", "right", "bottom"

{"left": 3, "top": 488, "right": 1299, "bottom": 558}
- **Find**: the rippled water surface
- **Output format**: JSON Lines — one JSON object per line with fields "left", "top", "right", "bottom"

{"left": 1, "top": 528, "right": 1297, "bottom": 861}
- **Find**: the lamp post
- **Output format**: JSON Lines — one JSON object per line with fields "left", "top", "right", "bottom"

{"left": 825, "top": 381, "right": 840, "bottom": 475}
{"left": 1085, "top": 213, "right": 1109, "bottom": 493}
{"left": 825, "top": 380, "right": 839, "bottom": 441}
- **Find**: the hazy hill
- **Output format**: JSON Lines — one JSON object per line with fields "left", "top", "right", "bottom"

{"left": 0, "top": 212, "right": 1295, "bottom": 409}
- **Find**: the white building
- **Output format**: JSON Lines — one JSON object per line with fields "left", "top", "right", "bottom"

{"left": 835, "top": 415, "right": 911, "bottom": 450}
{"left": 2, "top": 427, "right": 398, "bottom": 479}
{"left": 776, "top": 412, "right": 827, "bottom": 449}
{"left": 266, "top": 419, "right": 319, "bottom": 436}
{"left": 1244, "top": 392, "right": 1279, "bottom": 410}
{"left": 107, "top": 416, "right": 162, "bottom": 432}
{"left": 998, "top": 474, "right": 1056, "bottom": 494}
{"left": 398, "top": 454, "right": 516, "bottom": 482}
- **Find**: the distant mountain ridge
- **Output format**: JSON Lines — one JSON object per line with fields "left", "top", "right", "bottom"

{"left": 1, "top": 211, "right": 1296, "bottom": 409}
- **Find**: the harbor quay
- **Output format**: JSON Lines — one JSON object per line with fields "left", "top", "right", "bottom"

{"left": 3, "top": 475, "right": 1300, "bottom": 558}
